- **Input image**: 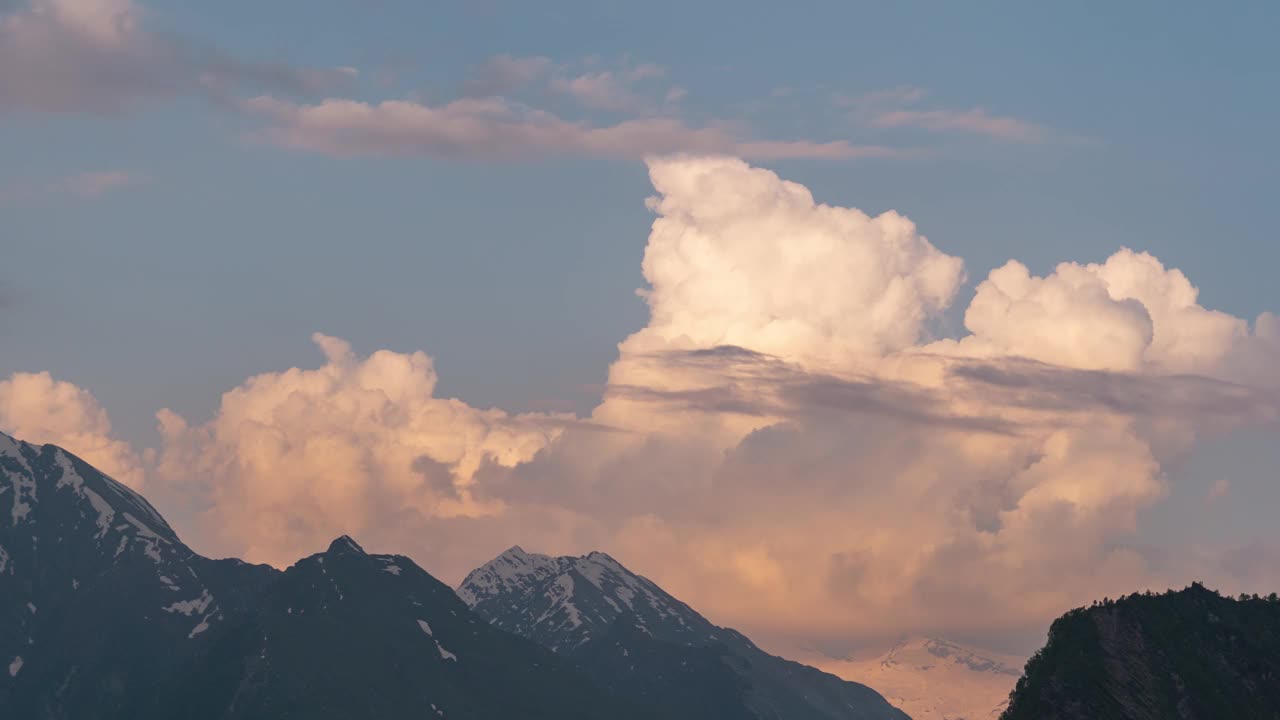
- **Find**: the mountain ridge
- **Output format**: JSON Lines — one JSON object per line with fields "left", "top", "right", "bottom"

{"left": 460, "top": 544, "right": 911, "bottom": 720}
{"left": 0, "top": 432, "right": 646, "bottom": 719}
{"left": 2, "top": 430, "right": 907, "bottom": 719}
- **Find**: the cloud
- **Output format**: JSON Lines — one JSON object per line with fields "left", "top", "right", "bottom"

{"left": 549, "top": 63, "right": 664, "bottom": 112}
{"left": 1206, "top": 477, "right": 1231, "bottom": 502}
{"left": 62, "top": 169, "right": 139, "bottom": 196}
{"left": 837, "top": 85, "right": 926, "bottom": 110}
{"left": 3, "top": 156, "right": 1276, "bottom": 654}
{"left": 0, "top": 0, "right": 353, "bottom": 113}
{"left": 845, "top": 86, "right": 1050, "bottom": 143}
{"left": 461, "top": 54, "right": 553, "bottom": 97}
{"left": 871, "top": 108, "right": 1047, "bottom": 142}
{"left": 616, "top": 156, "right": 964, "bottom": 372}
{"left": 926, "top": 249, "right": 1261, "bottom": 376}
{"left": 0, "top": 168, "right": 143, "bottom": 204}
{"left": 151, "top": 333, "right": 565, "bottom": 566}
{"left": 0, "top": 370, "right": 144, "bottom": 487}
{"left": 242, "top": 96, "right": 895, "bottom": 161}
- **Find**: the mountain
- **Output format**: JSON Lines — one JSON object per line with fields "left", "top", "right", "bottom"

{"left": 0, "top": 431, "right": 647, "bottom": 719}
{"left": 793, "top": 637, "right": 1023, "bottom": 720}
{"left": 458, "top": 545, "right": 911, "bottom": 720}
{"left": 1001, "top": 584, "right": 1280, "bottom": 720}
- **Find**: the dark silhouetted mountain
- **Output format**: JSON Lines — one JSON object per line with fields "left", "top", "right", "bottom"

{"left": 459, "top": 545, "right": 911, "bottom": 720}
{"left": 0, "top": 432, "right": 648, "bottom": 720}
{"left": 1001, "top": 583, "right": 1280, "bottom": 720}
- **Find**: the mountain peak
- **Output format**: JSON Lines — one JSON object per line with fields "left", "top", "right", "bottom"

{"left": 326, "top": 535, "right": 366, "bottom": 555}
{"left": 459, "top": 546, "right": 911, "bottom": 720}
{"left": 459, "top": 545, "right": 714, "bottom": 650}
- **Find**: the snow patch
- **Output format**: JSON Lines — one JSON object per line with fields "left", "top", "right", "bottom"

{"left": 122, "top": 512, "right": 167, "bottom": 564}
{"left": 436, "top": 641, "right": 457, "bottom": 662}
{"left": 165, "top": 589, "right": 214, "bottom": 617}
{"left": 122, "top": 512, "right": 168, "bottom": 543}
{"left": 6, "top": 451, "right": 36, "bottom": 525}
{"left": 189, "top": 614, "right": 213, "bottom": 638}
{"left": 53, "top": 452, "right": 117, "bottom": 540}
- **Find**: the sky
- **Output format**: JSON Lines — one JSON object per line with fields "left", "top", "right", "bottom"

{"left": 2, "top": 0, "right": 1279, "bottom": 657}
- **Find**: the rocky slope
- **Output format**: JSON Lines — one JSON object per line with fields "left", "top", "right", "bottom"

{"left": 1001, "top": 584, "right": 1280, "bottom": 720}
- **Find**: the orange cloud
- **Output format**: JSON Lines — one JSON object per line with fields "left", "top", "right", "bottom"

{"left": 3, "top": 156, "right": 1277, "bottom": 654}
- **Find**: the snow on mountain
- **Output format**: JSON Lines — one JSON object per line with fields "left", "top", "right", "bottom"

{"left": 0, "top": 431, "right": 226, "bottom": 639}
{"left": 0, "top": 431, "right": 649, "bottom": 719}
{"left": 459, "top": 546, "right": 911, "bottom": 720}
{"left": 458, "top": 546, "right": 714, "bottom": 651}
{"left": 793, "top": 637, "right": 1026, "bottom": 720}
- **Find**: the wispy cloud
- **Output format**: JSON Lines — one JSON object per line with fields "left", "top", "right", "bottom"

{"left": 549, "top": 62, "right": 664, "bottom": 112}
{"left": 461, "top": 54, "right": 554, "bottom": 97}
{"left": 0, "top": 0, "right": 354, "bottom": 114}
{"left": 844, "top": 85, "right": 1052, "bottom": 143}
{"left": 0, "top": 169, "right": 144, "bottom": 204}
{"left": 1206, "top": 477, "right": 1231, "bottom": 502}
{"left": 62, "top": 170, "right": 140, "bottom": 197}
{"left": 241, "top": 95, "right": 896, "bottom": 161}
{"left": 871, "top": 107, "right": 1047, "bottom": 142}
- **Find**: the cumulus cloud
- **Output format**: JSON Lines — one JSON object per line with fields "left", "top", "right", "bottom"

{"left": 0, "top": 0, "right": 353, "bottom": 113}
{"left": 151, "top": 333, "right": 566, "bottom": 566}
{"left": 927, "top": 249, "right": 1261, "bottom": 377}
{"left": 617, "top": 156, "right": 964, "bottom": 371}
{"left": 2, "top": 156, "right": 1275, "bottom": 653}
{"left": 0, "top": 370, "right": 144, "bottom": 487}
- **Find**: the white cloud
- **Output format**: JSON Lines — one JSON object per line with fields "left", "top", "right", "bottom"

{"left": 927, "top": 249, "right": 1254, "bottom": 375}
{"left": 619, "top": 156, "right": 964, "bottom": 371}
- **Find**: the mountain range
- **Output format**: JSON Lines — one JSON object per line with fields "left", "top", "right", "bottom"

{"left": 0, "top": 431, "right": 907, "bottom": 719}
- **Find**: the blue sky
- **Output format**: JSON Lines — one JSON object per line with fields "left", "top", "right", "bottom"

{"left": 4, "top": 1, "right": 1277, "bottom": 445}
{"left": 2, "top": 0, "right": 1279, "bottom": 654}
